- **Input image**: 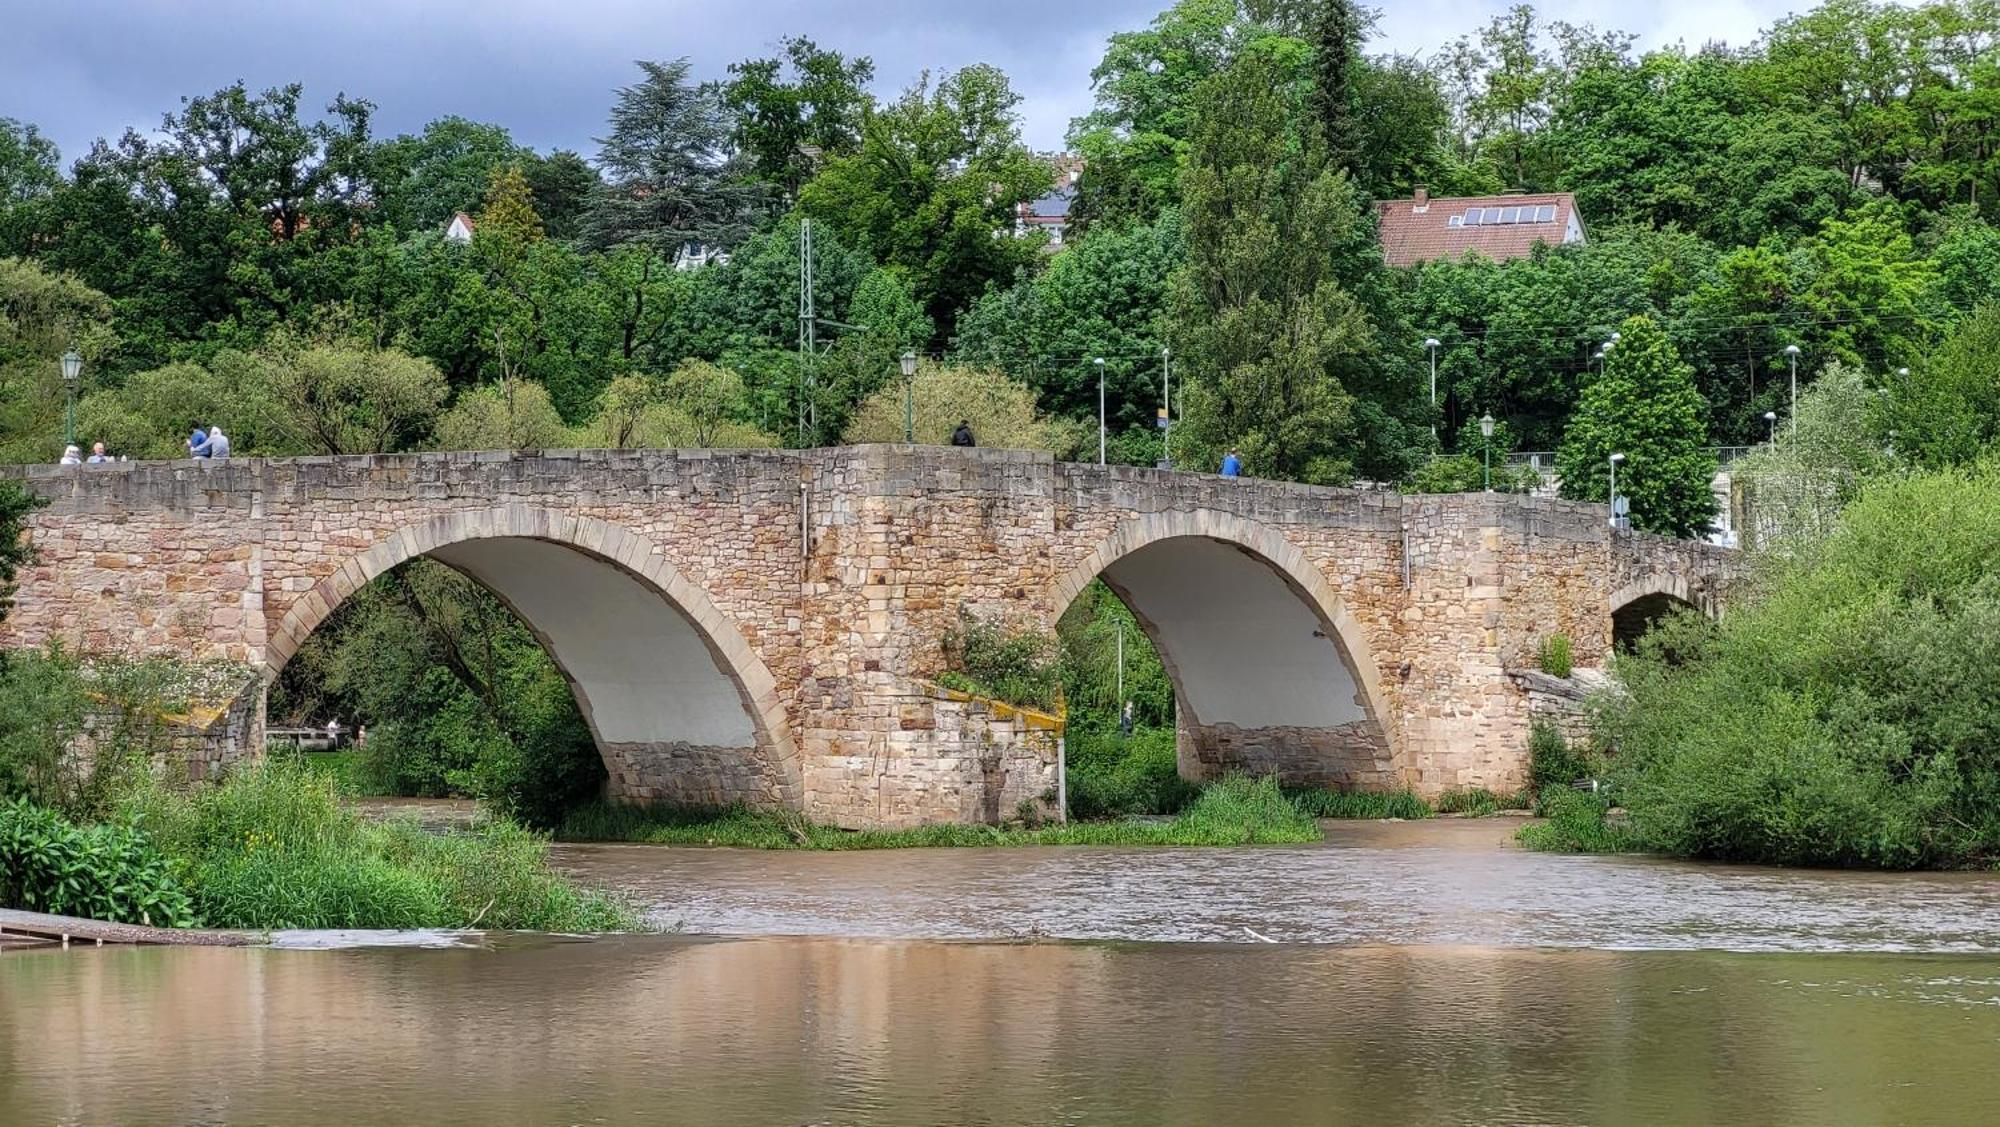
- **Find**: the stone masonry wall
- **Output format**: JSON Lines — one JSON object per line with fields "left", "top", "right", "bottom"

{"left": 0, "top": 448, "right": 1732, "bottom": 826}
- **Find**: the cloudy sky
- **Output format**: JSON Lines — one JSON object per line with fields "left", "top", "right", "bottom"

{"left": 6, "top": 0, "right": 1804, "bottom": 164}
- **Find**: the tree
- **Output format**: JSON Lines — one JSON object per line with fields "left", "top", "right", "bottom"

{"left": 0, "top": 258, "right": 116, "bottom": 462}
{"left": 242, "top": 340, "right": 448, "bottom": 454}
{"left": 843, "top": 362, "right": 1073, "bottom": 450}
{"left": 659, "top": 359, "right": 747, "bottom": 446}
{"left": 0, "top": 118, "right": 59, "bottom": 206}
{"left": 1884, "top": 301, "right": 2000, "bottom": 469}
{"left": 955, "top": 211, "right": 1184, "bottom": 427}
{"left": 475, "top": 165, "right": 544, "bottom": 275}
{"left": 722, "top": 36, "right": 876, "bottom": 198}
{"left": 1169, "top": 44, "right": 1378, "bottom": 485}
{"left": 431, "top": 380, "right": 570, "bottom": 451}
{"left": 1067, "top": 0, "right": 1290, "bottom": 229}
{"left": 798, "top": 65, "right": 1051, "bottom": 338}
{"left": 1795, "top": 199, "right": 1941, "bottom": 371}
{"left": 370, "top": 117, "right": 528, "bottom": 233}
{"left": 1733, "top": 361, "right": 1892, "bottom": 552}
{"left": 157, "top": 81, "right": 374, "bottom": 242}
{"left": 520, "top": 150, "right": 601, "bottom": 241}
{"left": 581, "top": 59, "right": 768, "bottom": 253}
{"left": 1556, "top": 315, "right": 1716, "bottom": 536}
{"left": 1307, "top": 0, "right": 1365, "bottom": 172}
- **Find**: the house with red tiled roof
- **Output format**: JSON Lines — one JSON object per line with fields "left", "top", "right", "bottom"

{"left": 1376, "top": 189, "right": 1585, "bottom": 268}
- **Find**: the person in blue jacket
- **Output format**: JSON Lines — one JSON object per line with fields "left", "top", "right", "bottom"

{"left": 1220, "top": 449, "right": 1242, "bottom": 478}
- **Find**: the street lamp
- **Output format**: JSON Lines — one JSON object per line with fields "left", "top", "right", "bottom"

{"left": 1608, "top": 452, "right": 1627, "bottom": 530}
{"left": 60, "top": 350, "right": 81, "bottom": 449}
{"left": 1784, "top": 344, "right": 1802, "bottom": 436}
{"left": 1594, "top": 345, "right": 1608, "bottom": 377}
{"left": 1763, "top": 410, "right": 1778, "bottom": 445}
{"left": 1160, "top": 346, "right": 1172, "bottom": 468}
{"left": 899, "top": 351, "right": 918, "bottom": 443}
{"left": 1479, "top": 413, "right": 1496, "bottom": 491}
{"left": 1423, "top": 337, "right": 1441, "bottom": 438}
{"left": 1095, "top": 357, "right": 1107, "bottom": 466}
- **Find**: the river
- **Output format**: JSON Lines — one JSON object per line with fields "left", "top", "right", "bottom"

{"left": 6, "top": 820, "right": 2000, "bottom": 1124}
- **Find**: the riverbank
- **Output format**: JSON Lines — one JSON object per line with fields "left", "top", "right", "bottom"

{"left": 557, "top": 775, "right": 1324, "bottom": 849}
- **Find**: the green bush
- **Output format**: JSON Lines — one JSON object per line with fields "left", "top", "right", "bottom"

{"left": 0, "top": 798, "right": 196, "bottom": 927}
{"left": 1527, "top": 720, "right": 1594, "bottom": 795}
{"left": 1287, "top": 787, "right": 1433, "bottom": 819}
{"left": 1065, "top": 726, "right": 1197, "bottom": 818}
{"left": 0, "top": 648, "right": 95, "bottom": 815}
{"left": 1516, "top": 789, "right": 1637, "bottom": 853}
{"left": 121, "top": 760, "right": 635, "bottom": 931}
{"left": 1592, "top": 463, "right": 2000, "bottom": 868}
{"left": 938, "top": 611, "right": 1060, "bottom": 711}
{"left": 1537, "top": 634, "right": 1574, "bottom": 678}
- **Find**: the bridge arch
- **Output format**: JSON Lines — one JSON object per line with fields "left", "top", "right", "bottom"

{"left": 266, "top": 506, "right": 801, "bottom": 808}
{"left": 1049, "top": 510, "right": 1398, "bottom": 790}
{"left": 1608, "top": 574, "right": 1706, "bottom": 651}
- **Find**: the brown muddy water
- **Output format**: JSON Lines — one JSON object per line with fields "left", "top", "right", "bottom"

{"left": 6, "top": 821, "right": 2000, "bottom": 1125}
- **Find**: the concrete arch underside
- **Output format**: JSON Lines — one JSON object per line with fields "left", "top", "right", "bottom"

{"left": 1051, "top": 512, "right": 1399, "bottom": 791}
{"left": 266, "top": 507, "right": 801, "bottom": 809}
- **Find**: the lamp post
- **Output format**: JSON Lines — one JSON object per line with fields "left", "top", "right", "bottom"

{"left": 1594, "top": 345, "right": 1608, "bottom": 377}
{"left": 1784, "top": 344, "right": 1802, "bottom": 436}
{"left": 1423, "top": 337, "right": 1441, "bottom": 438}
{"left": 60, "top": 350, "right": 82, "bottom": 449}
{"left": 1763, "top": 410, "right": 1778, "bottom": 445}
{"left": 1095, "top": 357, "right": 1107, "bottom": 466}
{"left": 1160, "top": 346, "right": 1172, "bottom": 468}
{"left": 1479, "top": 413, "right": 1496, "bottom": 491}
{"left": 1608, "top": 452, "right": 1626, "bottom": 530}
{"left": 899, "top": 351, "right": 918, "bottom": 442}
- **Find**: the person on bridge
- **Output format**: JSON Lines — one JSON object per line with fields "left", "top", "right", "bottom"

{"left": 58, "top": 445, "right": 81, "bottom": 465}
{"left": 951, "top": 420, "right": 976, "bottom": 448}
{"left": 1220, "top": 450, "right": 1242, "bottom": 478}
{"left": 194, "top": 426, "right": 231, "bottom": 459}
{"left": 188, "top": 425, "right": 209, "bottom": 459}
{"left": 86, "top": 442, "right": 110, "bottom": 464}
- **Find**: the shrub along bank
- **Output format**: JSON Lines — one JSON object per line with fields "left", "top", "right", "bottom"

{"left": 0, "top": 755, "right": 639, "bottom": 932}
{"left": 1523, "top": 464, "right": 2000, "bottom": 869}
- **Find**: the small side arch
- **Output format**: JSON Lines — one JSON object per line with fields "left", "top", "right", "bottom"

{"left": 1049, "top": 510, "right": 1398, "bottom": 788}
{"left": 1608, "top": 574, "right": 1707, "bottom": 651}
{"left": 266, "top": 505, "right": 801, "bottom": 808}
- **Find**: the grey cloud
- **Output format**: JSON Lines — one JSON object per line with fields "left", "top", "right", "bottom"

{"left": 2, "top": 0, "right": 1798, "bottom": 167}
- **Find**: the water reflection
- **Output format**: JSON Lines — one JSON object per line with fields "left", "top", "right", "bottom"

{"left": 5, "top": 938, "right": 2000, "bottom": 1125}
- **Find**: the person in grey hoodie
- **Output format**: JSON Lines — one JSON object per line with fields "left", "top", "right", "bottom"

{"left": 195, "top": 426, "right": 231, "bottom": 459}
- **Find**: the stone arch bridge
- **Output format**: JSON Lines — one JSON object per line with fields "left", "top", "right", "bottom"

{"left": 0, "top": 447, "right": 1734, "bottom": 828}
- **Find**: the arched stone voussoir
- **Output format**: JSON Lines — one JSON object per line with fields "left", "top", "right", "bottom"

{"left": 1609, "top": 572, "right": 1700, "bottom": 616}
{"left": 261, "top": 505, "right": 803, "bottom": 807}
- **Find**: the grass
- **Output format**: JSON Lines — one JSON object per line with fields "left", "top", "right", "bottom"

{"left": 562, "top": 774, "right": 1323, "bottom": 849}
{"left": 1434, "top": 787, "right": 1534, "bottom": 816}
{"left": 120, "top": 759, "right": 639, "bottom": 931}
{"left": 1286, "top": 787, "right": 1434, "bottom": 820}
{"left": 1515, "top": 789, "right": 1640, "bottom": 853}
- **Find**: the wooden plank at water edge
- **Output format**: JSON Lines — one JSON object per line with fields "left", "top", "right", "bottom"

{"left": 0, "top": 908, "right": 265, "bottom": 948}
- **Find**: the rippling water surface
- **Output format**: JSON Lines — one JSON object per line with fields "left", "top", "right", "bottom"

{"left": 7, "top": 821, "right": 2000, "bottom": 1125}
{"left": 558, "top": 819, "right": 2000, "bottom": 952}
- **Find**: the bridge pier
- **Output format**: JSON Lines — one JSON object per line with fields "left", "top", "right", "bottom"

{"left": 0, "top": 447, "right": 1735, "bottom": 827}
